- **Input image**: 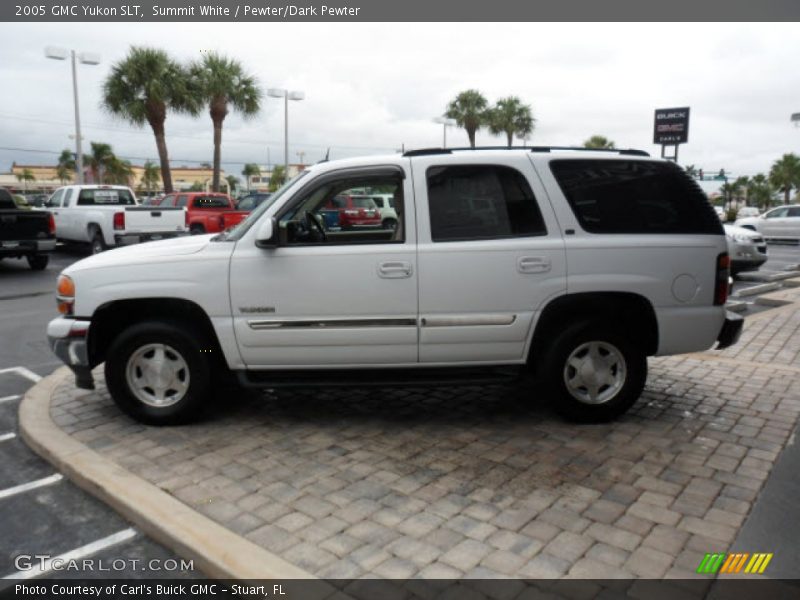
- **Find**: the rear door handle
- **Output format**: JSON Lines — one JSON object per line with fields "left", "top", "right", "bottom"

{"left": 517, "top": 256, "right": 551, "bottom": 274}
{"left": 378, "top": 261, "right": 413, "bottom": 279}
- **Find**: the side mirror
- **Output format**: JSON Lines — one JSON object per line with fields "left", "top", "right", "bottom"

{"left": 255, "top": 217, "right": 279, "bottom": 248}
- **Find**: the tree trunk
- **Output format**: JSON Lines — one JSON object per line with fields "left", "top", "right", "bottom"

{"left": 467, "top": 127, "right": 476, "bottom": 148}
{"left": 148, "top": 118, "right": 172, "bottom": 194}
{"left": 212, "top": 118, "right": 223, "bottom": 192}
{"left": 506, "top": 130, "right": 513, "bottom": 147}
{"left": 785, "top": 188, "right": 791, "bottom": 205}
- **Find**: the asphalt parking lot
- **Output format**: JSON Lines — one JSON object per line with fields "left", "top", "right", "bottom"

{"left": 0, "top": 248, "right": 196, "bottom": 581}
{"left": 1, "top": 241, "right": 799, "bottom": 581}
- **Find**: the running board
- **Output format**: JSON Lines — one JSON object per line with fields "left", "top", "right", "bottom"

{"left": 236, "top": 366, "right": 526, "bottom": 389}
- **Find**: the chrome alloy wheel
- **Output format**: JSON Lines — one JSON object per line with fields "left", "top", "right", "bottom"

{"left": 125, "top": 343, "right": 189, "bottom": 407}
{"left": 563, "top": 340, "right": 627, "bottom": 405}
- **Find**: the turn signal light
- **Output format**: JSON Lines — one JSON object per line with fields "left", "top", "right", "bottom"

{"left": 56, "top": 274, "right": 75, "bottom": 315}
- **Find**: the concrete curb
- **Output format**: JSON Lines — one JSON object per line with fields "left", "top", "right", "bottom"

{"left": 18, "top": 367, "right": 323, "bottom": 583}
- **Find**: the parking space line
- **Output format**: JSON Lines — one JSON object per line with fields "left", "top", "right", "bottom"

{"left": 0, "top": 474, "right": 63, "bottom": 500}
{"left": 0, "top": 395, "right": 21, "bottom": 404}
{"left": 2, "top": 528, "right": 137, "bottom": 580}
{"left": 0, "top": 367, "right": 42, "bottom": 383}
{"left": 0, "top": 433, "right": 16, "bottom": 443}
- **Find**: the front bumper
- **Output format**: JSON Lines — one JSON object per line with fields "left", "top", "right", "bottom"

{"left": 47, "top": 317, "right": 95, "bottom": 389}
{"left": 716, "top": 311, "right": 744, "bottom": 350}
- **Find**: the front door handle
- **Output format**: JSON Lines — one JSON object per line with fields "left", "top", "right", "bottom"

{"left": 518, "top": 256, "right": 551, "bottom": 274}
{"left": 378, "top": 261, "right": 413, "bottom": 279}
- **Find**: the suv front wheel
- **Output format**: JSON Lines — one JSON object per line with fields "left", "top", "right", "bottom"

{"left": 104, "top": 320, "right": 211, "bottom": 425}
{"left": 541, "top": 321, "right": 646, "bottom": 422}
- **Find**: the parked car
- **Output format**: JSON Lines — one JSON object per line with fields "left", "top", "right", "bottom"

{"left": 48, "top": 147, "right": 741, "bottom": 425}
{"left": 44, "top": 185, "right": 187, "bottom": 254}
{"left": 320, "top": 194, "right": 382, "bottom": 230}
{"left": 140, "top": 195, "right": 164, "bottom": 206}
{"left": 0, "top": 187, "right": 55, "bottom": 270}
{"left": 158, "top": 192, "right": 241, "bottom": 234}
{"left": 26, "top": 193, "right": 50, "bottom": 208}
{"left": 370, "top": 193, "right": 400, "bottom": 230}
{"left": 236, "top": 192, "right": 273, "bottom": 212}
{"left": 735, "top": 205, "right": 800, "bottom": 241}
{"left": 12, "top": 194, "right": 31, "bottom": 209}
{"left": 724, "top": 224, "right": 767, "bottom": 275}
{"left": 736, "top": 206, "right": 760, "bottom": 219}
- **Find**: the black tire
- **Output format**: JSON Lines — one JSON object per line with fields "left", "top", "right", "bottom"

{"left": 539, "top": 321, "right": 647, "bottom": 423}
{"left": 27, "top": 254, "right": 49, "bottom": 270}
{"left": 190, "top": 224, "right": 205, "bottom": 235}
{"left": 104, "top": 320, "right": 211, "bottom": 425}
{"left": 90, "top": 229, "right": 107, "bottom": 254}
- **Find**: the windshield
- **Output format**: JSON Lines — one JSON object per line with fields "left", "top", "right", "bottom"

{"left": 219, "top": 170, "right": 309, "bottom": 241}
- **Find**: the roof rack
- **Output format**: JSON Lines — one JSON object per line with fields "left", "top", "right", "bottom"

{"left": 403, "top": 146, "right": 649, "bottom": 157}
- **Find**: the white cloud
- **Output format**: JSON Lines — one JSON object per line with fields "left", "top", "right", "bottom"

{"left": 1, "top": 21, "right": 799, "bottom": 183}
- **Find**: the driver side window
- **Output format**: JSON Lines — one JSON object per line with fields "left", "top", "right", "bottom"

{"left": 277, "top": 174, "right": 405, "bottom": 245}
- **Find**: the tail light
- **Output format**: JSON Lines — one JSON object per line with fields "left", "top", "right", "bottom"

{"left": 113, "top": 212, "right": 125, "bottom": 231}
{"left": 47, "top": 213, "right": 56, "bottom": 235}
{"left": 714, "top": 253, "right": 730, "bottom": 306}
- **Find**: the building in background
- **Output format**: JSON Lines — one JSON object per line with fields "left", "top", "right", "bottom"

{"left": 244, "top": 163, "right": 307, "bottom": 192}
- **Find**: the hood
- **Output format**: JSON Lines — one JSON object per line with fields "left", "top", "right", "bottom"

{"left": 724, "top": 224, "right": 760, "bottom": 240}
{"left": 65, "top": 234, "right": 214, "bottom": 274}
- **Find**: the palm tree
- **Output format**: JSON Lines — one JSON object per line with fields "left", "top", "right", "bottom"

{"left": 56, "top": 149, "right": 76, "bottom": 184}
{"left": 269, "top": 165, "right": 286, "bottom": 191}
{"left": 140, "top": 160, "right": 161, "bottom": 193}
{"left": 105, "top": 157, "right": 134, "bottom": 186}
{"left": 769, "top": 153, "right": 800, "bottom": 205}
{"left": 15, "top": 168, "right": 35, "bottom": 192}
{"left": 445, "top": 89, "right": 489, "bottom": 148}
{"left": 584, "top": 135, "right": 616, "bottom": 150}
{"left": 487, "top": 96, "right": 535, "bottom": 147}
{"left": 684, "top": 164, "right": 697, "bottom": 179}
{"left": 84, "top": 142, "right": 114, "bottom": 183}
{"left": 189, "top": 53, "right": 262, "bottom": 192}
{"left": 747, "top": 174, "right": 773, "bottom": 211}
{"left": 225, "top": 175, "right": 239, "bottom": 195}
{"left": 103, "top": 47, "right": 198, "bottom": 194}
{"left": 733, "top": 176, "right": 749, "bottom": 207}
{"left": 242, "top": 163, "right": 261, "bottom": 191}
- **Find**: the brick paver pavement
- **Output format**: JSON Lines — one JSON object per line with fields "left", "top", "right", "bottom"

{"left": 49, "top": 302, "right": 800, "bottom": 579}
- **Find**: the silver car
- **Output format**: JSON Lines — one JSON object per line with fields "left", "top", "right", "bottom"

{"left": 735, "top": 204, "right": 800, "bottom": 241}
{"left": 724, "top": 224, "right": 767, "bottom": 275}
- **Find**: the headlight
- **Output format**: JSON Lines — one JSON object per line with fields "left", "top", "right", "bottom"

{"left": 56, "top": 274, "right": 75, "bottom": 315}
{"left": 728, "top": 232, "right": 756, "bottom": 243}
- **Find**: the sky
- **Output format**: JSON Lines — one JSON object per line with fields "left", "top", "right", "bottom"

{"left": 1, "top": 22, "right": 799, "bottom": 192}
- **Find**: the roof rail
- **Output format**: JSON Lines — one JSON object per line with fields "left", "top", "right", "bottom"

{"left": 402, "top": 146, "right": 649, "bottom": 157}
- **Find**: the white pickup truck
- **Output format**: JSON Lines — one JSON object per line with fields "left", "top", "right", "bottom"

{"left": 47, "top": 148, "right": 743, "bottom": 425}
{"left": 44, "top": 185, "right": 187, "bottom": 253}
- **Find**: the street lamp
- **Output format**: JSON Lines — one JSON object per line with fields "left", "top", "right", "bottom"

{"left": 434, "top": 117, "right": 457, "bottom": 148}
{"left": 45, "top": 46, "right": 100, "bottom": 185}
{"left": 267, "top": 88, "right": 304, "bottom": 172}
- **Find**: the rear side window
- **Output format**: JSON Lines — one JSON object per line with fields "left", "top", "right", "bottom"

{"left": 426, "top": 165, "right": 547, "bottom": 242}
{"left": 77, "top": 188, "right": 135, "bottom": 206}
{"left": 193, "top": 195, "right": 229, "bottom": 209}
{"left": 550, "top": 159, "right": 722, "bottom": 234}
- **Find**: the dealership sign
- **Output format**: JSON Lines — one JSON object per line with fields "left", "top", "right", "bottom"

{"left": 654, "top": 107, "right": 690, "bottom": 144}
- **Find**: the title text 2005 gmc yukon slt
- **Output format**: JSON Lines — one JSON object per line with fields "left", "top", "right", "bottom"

{"left": 47, "top": 148, "right": 742, "bottom": 425}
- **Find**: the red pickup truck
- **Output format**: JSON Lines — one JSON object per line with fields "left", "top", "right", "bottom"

{"left": 158, "top": 192, "right": 246, "bottom": 234}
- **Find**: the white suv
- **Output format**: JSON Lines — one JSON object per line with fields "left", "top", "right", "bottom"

{"left": 47, "top": 147, "right": 742, "bottom": 425}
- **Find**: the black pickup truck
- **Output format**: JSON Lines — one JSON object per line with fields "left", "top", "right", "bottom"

{"left": 0, "top": 188, "right": 56, "bottom": 270}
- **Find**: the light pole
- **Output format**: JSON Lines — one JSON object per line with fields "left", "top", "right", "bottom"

{"left": 45, "top": 46, "right": 100, "bottom": 185}
{"left": 267, "top": 88, "right": 304, "bottom": 172}
{"left": 434, "top": 117, "right": 457, "bottom": 148}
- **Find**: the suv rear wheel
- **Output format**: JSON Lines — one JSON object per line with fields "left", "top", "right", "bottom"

{"left": 540, "top": 321, "right": 646, "bottom": 422}
{"left": 104, "top": 320, "right": 211, "bottom": 425}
